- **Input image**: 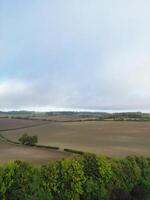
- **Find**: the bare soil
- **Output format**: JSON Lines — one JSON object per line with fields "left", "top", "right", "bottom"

{"left": 0, "top": 140, "right": 70, "bottom": 165}
{"left": 0, "top": 118, "right": 47, "bottom": 131}
{"left": 3, "top": 120, "right": 150, "bottom": 157}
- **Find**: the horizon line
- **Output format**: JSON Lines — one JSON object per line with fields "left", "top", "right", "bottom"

{"left": 0, "top": 108, "right": 149, "bottom": 114}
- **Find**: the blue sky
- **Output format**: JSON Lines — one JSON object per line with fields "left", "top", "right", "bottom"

{"left": 0, "top": 0, "right": 150, "bottom": 111}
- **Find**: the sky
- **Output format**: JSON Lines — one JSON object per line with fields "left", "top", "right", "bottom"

{"left": 0, "top": 0, "right": 150, "bottom": 112}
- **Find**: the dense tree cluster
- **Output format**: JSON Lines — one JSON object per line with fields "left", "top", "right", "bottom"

{"left": 0, "top": 154, "right": 149, "bottom": 200}
{"left": 19, "top": 133, "right": 38, "bottom": 146}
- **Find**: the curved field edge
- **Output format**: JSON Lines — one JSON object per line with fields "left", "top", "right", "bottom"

{"left": 3, "top": 121, "right": 150, "bottom": 157}
{"left": 0, "top": 133, "right": 60, "bottom": 150}
{"left": 0, "top": 121, "right": 50, "bottom": 131}
{"left": 0, "top": 133, "right": 83, "bottom": 155}
{"left": 0, "top": 134, "right": 72, "bottom": 165}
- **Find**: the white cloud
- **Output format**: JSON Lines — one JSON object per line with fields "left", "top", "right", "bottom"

{"left": 1, "top": 1, "right": 150, "bottom": 111}
{"left": 0, "top": 79, "right": 34, "bottom": 109}
{"left": 0, "top": 79, "right": 30, "bottom": 96}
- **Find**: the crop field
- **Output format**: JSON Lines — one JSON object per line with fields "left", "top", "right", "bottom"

{"left": 0, "top": 118, "right": 48, "bottom": 131}
{"left": 0, "top": 118, "right": 71, "bottom": 164}
{"left": 0, "top": 140, "right": 70, "bottom": 164}
{"left": 2, "top": 120, "right": 150, "bottom": 157}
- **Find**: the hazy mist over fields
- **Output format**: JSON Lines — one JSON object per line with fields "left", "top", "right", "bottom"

{"left": 0, "top": 0, "right": 150, "bottom": 111}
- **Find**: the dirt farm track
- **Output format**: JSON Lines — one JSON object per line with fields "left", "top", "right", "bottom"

{"left": 1, "top": 118, "right": 150, "bottom": 160}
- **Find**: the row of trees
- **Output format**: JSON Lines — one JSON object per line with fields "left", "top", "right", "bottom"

{"left": 0, "top": 154, "right": 149, "bottom": 200}
{"left": 111, "top": 112, "right": 150, "bottom": 121}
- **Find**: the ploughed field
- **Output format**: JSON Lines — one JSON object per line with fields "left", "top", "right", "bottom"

{"left": 0, "top": 118, "right": 47, "bottom": 131}
{"left": 0, "top": 118, "right": 71, "bottom": 164}
{"left": 2, "top": 118, "right": 150, "bottom": 157}
{"left": 0, "top": 140, "right": 69, "bottom": 164}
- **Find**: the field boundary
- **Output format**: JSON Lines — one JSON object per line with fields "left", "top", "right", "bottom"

{"left": 0, "top": 133, "right": 85, "bottom": 156}
{"left": 0, "top": 133, "right": 60, "bottom": 151}
{"left": 0, "top": 133, "right": 20, "bottom": 145}
{"left": 0, "top": 121, "right": 51, "bottom": 132}
{"left": 64, "top": 148, "right": 84, "bottom": 155}
{"left": 1, "top": 118, "right": 150, "bottom": 132}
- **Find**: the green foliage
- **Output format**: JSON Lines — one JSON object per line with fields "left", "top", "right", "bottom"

{"left": 40, "top": 161, "right": 60, "bottom": 199}
{"left": 82, "top": 153, "right": 99, "bottom": 179}
{"left": 80, "top": 154, "right": 113, "bottom": 200}
{"left": 135, "top": 156, "right": 150, "bottom": 190}
{"left": 96, "top": 155, "right": 113, "bottom": 199}
{"left": 19, "top": 133, "right": 38, "bottom": 146}
{"left": 0, "top": 155, "right": 149, "bottom": 200}
{"left": 81, "top": 177, "right": 101, "bottom": 200}
{"left": 112, "top": 112, "right": 150, "bottom": 121}
{"left": 96, "top": 155, "right": 113, "bottom": 185}
{"left": 59, "top": 158, "right": 85, "bottom": 200}
{"left": 0, "top": 161, "right": 34, "bottom": 200}
{"left": 110, "top": 157, "right": 141, "bottom": 192}
{"left": 80, "top": 153, "right": 100, "bottom": 200}
{"left": 27, "top": 169, "right": 53, "bottom": 200}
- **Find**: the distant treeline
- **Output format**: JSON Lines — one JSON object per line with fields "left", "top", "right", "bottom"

{"left": 0, "top": 111, "right": 150, "bottom": 121}
{"left": 0, "top": 154, "right": 149, "bottom": 200}
{"left": 109, "top": 112, "right": 150, "bottom": 121}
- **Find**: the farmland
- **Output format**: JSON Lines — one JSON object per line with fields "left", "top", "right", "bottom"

{"left": 0, "top": 118, "right": 71, "bottom": 164}
{"left": 0, "top": 117, "right": 47, "bottom": 131}
{"left": 2, "top": 118, "right": 150, "bottom": 157}
{"left": 0, "top": 140, "right": 70, "bottom": 164}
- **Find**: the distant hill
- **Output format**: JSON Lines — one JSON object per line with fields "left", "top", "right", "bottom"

{"left": 0, "top": 111, "right": 150, "bottom": 121}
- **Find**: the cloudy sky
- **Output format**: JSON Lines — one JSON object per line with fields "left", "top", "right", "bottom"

{"left": 0, "top": 0, "right": 150, "bottom": 111}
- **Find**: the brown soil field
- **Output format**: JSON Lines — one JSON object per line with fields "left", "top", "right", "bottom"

{"left": 0, "top": 140, "right": 70, "bottom": 164}
{"left": 3, "top": 121, "right": 150, "bottom": 157}
{"left": 0, "top": 118, "right": 48, "bottom": 131}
